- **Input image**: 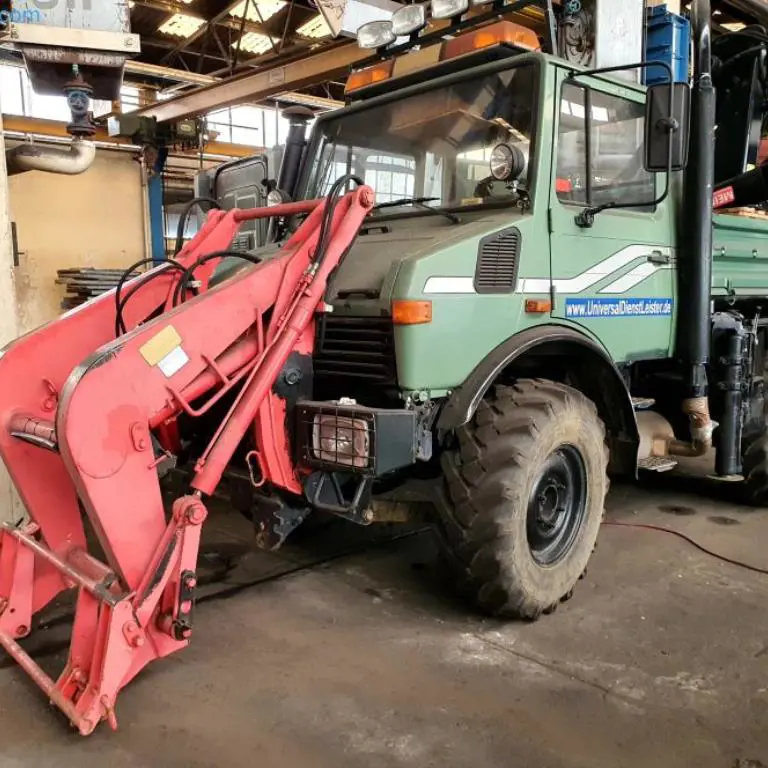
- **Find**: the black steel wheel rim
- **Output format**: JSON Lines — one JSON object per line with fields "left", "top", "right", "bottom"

{"left": 526, "top": 444, "right": 587, "bottom": 566}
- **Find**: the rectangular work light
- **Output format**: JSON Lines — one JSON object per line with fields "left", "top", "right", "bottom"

{"left": 430, "top": 0, "right": 469, "bottom": 20}
{"left": 391, "top": 4, "right": 427, "bottom": 35}
{"left": 357, "top": 19, "right": 396, "bottom": 48}
{"left": 296, "top": 401, "right": 418, "bottom": 476}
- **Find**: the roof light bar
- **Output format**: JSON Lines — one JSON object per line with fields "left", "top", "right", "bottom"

{"left": 350, "top": 0, "right": 548, "bottom": 83}
{"left": 345, "top": 60, "right": 395, "bottom": 92}
{"left": 440, "top": 19, "right": 539, "bottom": 58}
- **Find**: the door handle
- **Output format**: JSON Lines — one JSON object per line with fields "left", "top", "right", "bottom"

{"left": 647, "top": 250, "right": 670, "bottom": 265}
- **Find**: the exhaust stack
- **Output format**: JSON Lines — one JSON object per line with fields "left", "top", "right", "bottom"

{"left": 676, "top": 0, "right": 716, "bottom": 448}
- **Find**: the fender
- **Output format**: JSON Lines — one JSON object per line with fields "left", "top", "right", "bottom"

{"left": 436, "top": 325, "right": 640, "bottom": 476}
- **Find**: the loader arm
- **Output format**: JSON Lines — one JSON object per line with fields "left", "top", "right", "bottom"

{"left": 0, "top": 183, "right": 375, "bottom": 735}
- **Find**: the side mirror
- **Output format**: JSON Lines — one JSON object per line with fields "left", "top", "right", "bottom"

{"left": 644, "top": 82, "right": 691, "bottom": 172}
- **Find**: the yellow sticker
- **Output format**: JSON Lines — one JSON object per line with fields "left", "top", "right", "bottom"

{"left": 139, "top": 325, "right": 183, "bottom": 367}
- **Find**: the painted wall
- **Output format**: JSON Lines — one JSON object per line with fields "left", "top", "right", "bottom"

{"left": 0, "top": 115, "right": 24, "bottom": 524}
{"left": 7, "top": 146, "right": 147, "bottom": 333}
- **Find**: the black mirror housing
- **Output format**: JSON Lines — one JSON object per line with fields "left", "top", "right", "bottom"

{"left": 644, "top": 82, "right": 691, "bottom": 172}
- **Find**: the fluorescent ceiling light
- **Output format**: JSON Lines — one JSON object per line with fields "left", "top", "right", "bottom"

{"left": 722, "top": 22, "right": 746, "bottom": 31}
{"left": 232, "top": 31, "right": 277, "bottom": 54}
{"left": 229, "top": 0, "right": 287, "bottom": 22}
{"left": 297, "top": 14, "right": 332, "bottom": 39}
{"left": 158, "top": 13, "right": 206, "bottom": 38}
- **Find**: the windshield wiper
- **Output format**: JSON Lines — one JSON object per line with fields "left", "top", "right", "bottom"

{"left": 371, "top": 197, "right": 461, "bottom": 225}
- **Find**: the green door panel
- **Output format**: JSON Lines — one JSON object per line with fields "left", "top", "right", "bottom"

{"left": 547, "top": 69, "right": 677, "bottom": 363}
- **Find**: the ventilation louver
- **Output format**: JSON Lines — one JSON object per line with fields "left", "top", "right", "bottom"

{"left": 473, "top": 227, "right": 521, "bottom": 294}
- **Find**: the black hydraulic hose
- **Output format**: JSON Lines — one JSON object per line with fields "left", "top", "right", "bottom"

{"left": 173, "top": 250, "right": 263, "bottom": 306}
{"left": 678, "top": 0, "right": 715, "bottom": 398}
{"left": 174, "top": 196, "right": 221, "bottom": 255}
{"left": 313, "top": 174, "right": 364, "bottom": 271}
{"left": 115, "top": 257, "right": 188, "bottom": 337}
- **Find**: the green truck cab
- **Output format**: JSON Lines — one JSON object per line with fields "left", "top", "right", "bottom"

{"left": 203, "top": 0, "right": 768, "bottom": 621}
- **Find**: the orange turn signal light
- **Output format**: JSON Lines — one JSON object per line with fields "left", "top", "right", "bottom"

{"left": 440, "top": 20, "right": 540, "bottom": 61}
{"left": 392, "top": 300, "right": 433, "bottom": 325}
{"left": 345, "top": 61, "right": 394, "bottom": 94}
{"left": 525, "top": 299, "right": 552, "bottom": 314}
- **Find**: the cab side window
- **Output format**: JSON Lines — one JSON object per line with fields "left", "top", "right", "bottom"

{"left": 556, "top": 83, "right": 656, "bottom": 209}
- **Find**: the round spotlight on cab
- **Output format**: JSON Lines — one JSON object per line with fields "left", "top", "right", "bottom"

{"left": 392, "top": 4, "right": 427, "bottom": 36}
{"left": 490, "top": 142, "right": 528, "bottom": 181}
{"left": 356, "top": 19, "right": 396, "bottom": 49}
{"left": 267, "top": 188, "right": 291, "bottom": 206}
{"left": 431, "top": 0, "right": 469, "bottom": 19}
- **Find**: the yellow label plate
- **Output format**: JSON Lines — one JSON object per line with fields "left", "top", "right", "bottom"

{"left": 139, "top": 325, "right": 183, "bottom": 367}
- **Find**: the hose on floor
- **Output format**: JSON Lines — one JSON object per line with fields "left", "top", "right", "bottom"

{"left": 601, "top": 520, "right": 768, "bottom": 575}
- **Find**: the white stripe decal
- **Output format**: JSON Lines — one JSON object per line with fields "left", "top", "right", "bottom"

{"left": 517, "top": 245, "right": 669, "bottom": 294}
{"left": 422, "top": 245, "right": 673, "bottom": 296}
{"left": 423, "top": 277, "right": 476, "bottom": 294}
{"left": 599, "top": 263, "right": 673, "bottom": 294}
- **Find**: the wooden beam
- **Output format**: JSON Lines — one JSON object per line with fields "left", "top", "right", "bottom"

{"left": 137, "top": 42, "right": 363, "bottom": 123}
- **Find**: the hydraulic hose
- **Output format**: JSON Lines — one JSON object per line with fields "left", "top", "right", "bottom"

{"left": 174, "top": 197, "right": 221, "bottom": 255}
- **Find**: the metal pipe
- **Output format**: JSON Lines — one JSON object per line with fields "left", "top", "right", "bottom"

{"left": 677, "top": 0, "right": 715, "bottom": 401}
{"left": 5, "top": 138, "right": 96, "bottom": 177}
{"left": 668, "top": 396, "right": 715, "bottom": 457}
{"left": 276, "top": 106, "right": 315, "bottom": 200}
{"left": 0, "top": 631, "right": 87, "bottom": 733}
{"left": 1, "top": 523, "right": 118, "bottom": 604}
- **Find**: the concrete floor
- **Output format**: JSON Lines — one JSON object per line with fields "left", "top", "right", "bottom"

{"left": 1, "top": 471, "right": 767, "bottom": 767}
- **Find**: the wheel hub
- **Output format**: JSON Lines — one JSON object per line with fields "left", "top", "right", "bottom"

{"left": 536, "top": 481, "right": 566, "bottom": 529}
{"left": 526, "top": 445, "right": 587, "bottom": 565}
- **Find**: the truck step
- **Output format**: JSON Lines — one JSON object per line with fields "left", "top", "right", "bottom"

{"left": 638, "top": 456, "right": 678, "bottom": 473}
{"left": 632, "top": 397, "right": 656, "bottom": 411}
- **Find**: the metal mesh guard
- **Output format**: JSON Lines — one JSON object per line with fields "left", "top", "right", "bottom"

{"left": 297, "top": 403, "right": 377, "bottom": 473}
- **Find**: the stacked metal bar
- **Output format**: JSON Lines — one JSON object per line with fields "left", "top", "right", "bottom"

{"left": 56, "top": 268, "right": 139, "bottom": 311}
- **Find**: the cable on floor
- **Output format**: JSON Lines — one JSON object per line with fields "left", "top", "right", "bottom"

{"left": 602, "top": 520, "right": 768, "bottom": 576}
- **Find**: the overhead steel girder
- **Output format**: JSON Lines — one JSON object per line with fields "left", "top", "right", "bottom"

{"left": 136, "top": 44, "right": 365, "bottom": 123}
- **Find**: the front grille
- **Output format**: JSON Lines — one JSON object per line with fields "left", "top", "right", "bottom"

{"left": 314, "top": 315, "right": 397, "bottom": 385}
{"left": 474, "top": 227, "right": 521, "bottom": 294}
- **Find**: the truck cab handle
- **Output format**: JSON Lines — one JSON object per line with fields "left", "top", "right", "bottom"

{"left": 647, "top": 250, "right": 671, "bottom": 265}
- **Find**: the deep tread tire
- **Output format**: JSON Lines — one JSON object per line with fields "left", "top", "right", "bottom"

{"left": 435, "top": 379, "right": 609, "bottom": 620}
{"left": 741, "top": 351, "right": 768, "bottom": 507}
{"left": 742, "top": 434, "right": 768, "bottom": 506}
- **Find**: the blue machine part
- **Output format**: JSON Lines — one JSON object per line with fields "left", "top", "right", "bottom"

{"left": 148, "top": 174, "right": 165, "bottom": 265}
{"left": 644, "top": 4, "right": 691, "bottom": 86}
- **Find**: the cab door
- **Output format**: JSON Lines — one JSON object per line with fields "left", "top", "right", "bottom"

{"left": 546, "top": 70, "right": 677, "bottom": 363}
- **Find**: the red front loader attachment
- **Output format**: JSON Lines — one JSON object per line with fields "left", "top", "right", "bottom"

{"left": 0, "top": 184, "right": 374, "bottom": 734}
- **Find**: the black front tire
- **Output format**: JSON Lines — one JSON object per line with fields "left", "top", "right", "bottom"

{"left": 436, "top": 379, "right": 608, "bottom": 620}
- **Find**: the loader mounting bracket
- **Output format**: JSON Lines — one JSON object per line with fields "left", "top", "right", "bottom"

{"left": 253, "top": 494, "right": 311, "bottom": 550}
{"left": 304, "top": 472, "right": 374, "bottom": 524}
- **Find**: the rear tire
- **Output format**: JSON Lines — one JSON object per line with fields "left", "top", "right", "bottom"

{"left": 435, "top": 379, "right": 608, "bottom": 620}
{"left": 742, "top": 433, "right": 768, "bottom": 506}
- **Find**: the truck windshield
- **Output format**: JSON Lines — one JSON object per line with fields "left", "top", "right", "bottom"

{"left": 304, "top": 63, "right": 537, "bottom": 212}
